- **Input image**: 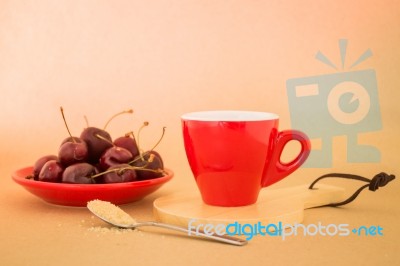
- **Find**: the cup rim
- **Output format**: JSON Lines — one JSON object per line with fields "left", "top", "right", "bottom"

{"left": 181, "top": 110, "right": 279, "bottom": 121}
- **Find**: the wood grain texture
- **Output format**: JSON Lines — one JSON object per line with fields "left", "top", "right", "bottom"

{"left": 153, "top": 184, "right": 345, "bottom": 227}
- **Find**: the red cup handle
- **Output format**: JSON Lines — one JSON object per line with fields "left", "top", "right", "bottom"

{"left": 261, "top": 130, "right": 311, "bottom": 187}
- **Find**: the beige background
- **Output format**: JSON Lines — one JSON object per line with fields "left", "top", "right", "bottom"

{"left": 1, "top": 1, "right": 399, "bottom": 265}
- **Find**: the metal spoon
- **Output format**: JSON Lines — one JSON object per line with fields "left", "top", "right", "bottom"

{"left": 87, "top": 200, "right": 247, "bottom": 246}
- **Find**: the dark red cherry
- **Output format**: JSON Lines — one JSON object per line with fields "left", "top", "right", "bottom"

{"left": 101, "top": 164, "right": 137, "bottom": 183}
{"left": 58, "top": 137, "right": 88, "bottom": 166}
{"left": 33, "top": 155, "right": 58, "bottom": 180}
{"left": 113, "top": 133, "right": 139, "bottom": 158}
{"left": 38, "top": 160, "right": 64, "bottom": 182}
{"left": 131, "top": 151, "right": 164, "bottom": 180}
{"left": 99, "top": 146, "right": 133, "bottom": 171}
{"left": 62, "top": 163, "right": 98, "bottom": 184}
{"left": 58, "top": 107, "right": 89, "bottom": 166}
{"left": 79, "top": 109, "right": 133, "bottom": 163}
{"left": 80, "top": 127, "right": 113, "bottom": 163}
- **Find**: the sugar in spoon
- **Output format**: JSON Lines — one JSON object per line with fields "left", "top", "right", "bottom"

{"left": 87, "top": 200, "right": 247, "bottom": 246}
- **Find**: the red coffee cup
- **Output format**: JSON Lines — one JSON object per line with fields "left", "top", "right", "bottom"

{"left": 182, "top": 111, "right": 311, "bottom": 207}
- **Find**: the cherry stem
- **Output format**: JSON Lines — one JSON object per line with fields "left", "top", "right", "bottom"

{"left": 149, "top": 127, "right": 166, "bottom": 152}
{"left": 127, "top": 150, "right": 151, "bottom": 165}
{"left": 83, "top": 115, "right": 90, "bottom": 128}
{"left": 103, "top": 109, "right": 133, "bottom": 130}
{"left": 124, "top": 131, "right": 135, "bottom": 138}
{"left": 90, "top": 167, "right": 129, "bottom": 179}
{"left": 129, "top": 153, "right": 154, "bottom": 168}
{"left": 90, "top": 165, "right": 163, "bottom": 179}
{"left": 60, "top": 107, "right": 76, "bottom": 143}
{"left": 148, "top": 153, "right": 155, "bottom": 163}
{"left": 95, "top": 134, "right": 114, "bottom": 146}
{"left": 137, "top": 121, "right": 149, "bottom": 161}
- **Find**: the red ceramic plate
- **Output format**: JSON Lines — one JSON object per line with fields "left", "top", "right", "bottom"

{"left": 12, "top": 166, "right": 173, "bottom": 207}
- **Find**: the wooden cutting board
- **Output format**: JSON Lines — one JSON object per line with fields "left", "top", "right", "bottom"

{"left": 153, "top": 184, "right": 345, "bottom": 228}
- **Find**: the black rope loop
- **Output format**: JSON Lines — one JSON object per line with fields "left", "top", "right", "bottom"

{"left": 308, "top": 172, "right": 395, "bottom": 208}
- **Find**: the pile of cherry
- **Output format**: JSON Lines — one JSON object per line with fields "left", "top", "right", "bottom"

{"left": 28, "top": 107, "right": 166, "bottom": 184}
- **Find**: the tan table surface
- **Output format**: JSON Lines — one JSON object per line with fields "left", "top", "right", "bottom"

{"left": 1, "top": 1, "right": 399, "bottom": 265}
{"left": 1, "top": 158, "right": 399, "bottom": 266}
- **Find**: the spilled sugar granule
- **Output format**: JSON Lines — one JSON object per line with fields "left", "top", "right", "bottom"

{"left": 83, "top": 218, "right": 136, "bottom": 235}
{"left": 80, "top": 214, "right": 135, "bottom": 235}
{"left": 87, "top": 225, "right": 135, "bottom": 234}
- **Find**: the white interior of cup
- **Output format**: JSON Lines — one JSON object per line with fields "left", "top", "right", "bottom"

{"left": 181, "top": 111, "right": 279, "bottom": 121}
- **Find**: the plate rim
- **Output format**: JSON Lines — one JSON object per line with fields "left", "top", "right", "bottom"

{"left": 12, "top": 166, "right": 174, "bottom": 190}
